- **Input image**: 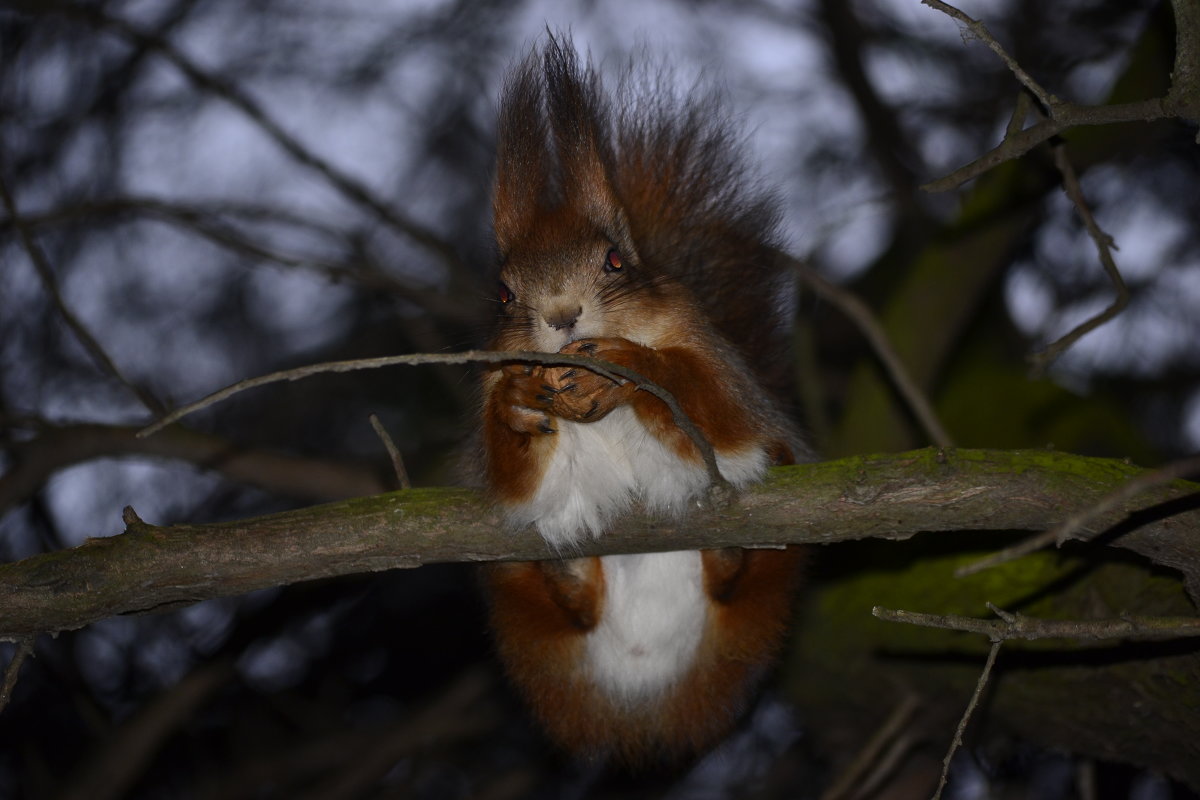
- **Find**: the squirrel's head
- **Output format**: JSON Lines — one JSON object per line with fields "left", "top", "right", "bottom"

{"left": 490, "top": 36, "right": 692, "bottom": 352}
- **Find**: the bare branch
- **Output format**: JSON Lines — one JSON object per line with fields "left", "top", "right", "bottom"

{"left": 921, "top": 0, "right": 1059, "bottom": 110}
{"left": 891, "top": 0, "right": 1199, "bottom": 198}
{"left": 789, "top": 258, "right": 954, "bottom": 448}
{"left": 1078, "top": 762, "right": 1099, "bottom": 800}
{"left": 1165, "top": 0, "right": 1200, "bottom": 126}
{"left": 919, "top": 0, "right": 1183, "bottom": 191}
{"left": 871, "top": 606, "right": 1200, "bottom": 642}
{"left": 135, "top": 351, "right": 487, "bottom": 438}
{"left": 2, "top": 448, "right": 1197, "bottom": 639}
{"left": 0, "top": 637, "right": 35, "bottom": 714}
{"left": 1027, "top": 143, "right": 1131, "bottom": 374}
{"left": 0, "top": 195, "right": 345, "bottom": 238}
{"left": 136, "top": 350, "right": 732, "bottom": 501}
{"left": 120, "top": 198, "right": 477, "bottom": 326}
{"left": 57, "top": 661, "right": 233, "bottom": 800}
{"left": 298, "top": 667, "right": 496, "bottom": 799}
{"left": 1003, "top": 90, "right": 1035, "bottom": 140}
{"left": 957, "top": 453, "right": 1200, "bottom": 576}
{"left": 821, "top": 693, "right": 921, "bottom": 800}
{"left": 931, "top": 640, "right": 1001, "bottom": 800}
{"left": 2, "top": 194, "right": 484, "bottom": 360}
{"left": 818, "top": 0, "right": 922, "bottom": 204}
{"left": 0, "top": 422, "right": 388, "bottom": 515}
{"left": 69, "top": 6, "right": 469, "bottom": 282}
{"left": 0, "top": 171, "right": 165, "bottom": 416}
{"left": 368, "top": 413, "right": 411, "bottom": 490}
{"left": 921, "top": 99, "right": 1171, "bottom": 192}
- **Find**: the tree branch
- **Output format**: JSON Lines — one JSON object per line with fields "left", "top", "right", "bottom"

{"left": 1026, "top": 141, "right": 1131, "bottom": 374}
{"left": 0, "top": 637, "right": 35, "bottom": 713}
{"left": 819, "top": 0, "right": 923, "bottom": 204}
{"left": 1, "top": 448, "right": 1197, "bottom": 639}
{"left": 932, "top": 640, "right": 1001, "bottom": 800}
{"left": 367, "top": 413, "right": 410, "bottom": 490}
{"left": 921, "top": 0, "right": 1200, "bottom": 192}
{"left": 957, "top": 453, "right": 1200, "bottom": 576}
{"left": 137, "top": 349, "right": 734, "bottom": 501}
{"left": 76, "top": 6, "right": 471, "bottom": 281}
{"left": 57, "top": 661, "right": 234, "bottom": 800}
{"left": 0, "top": 422, "right": 389, "bottom": 515}
{"left": 789, "top": 258, "right": 954, "bottom": 448}
{"left": 0, "top": 194, "right": 480, "bottom": 328}
{"left": 921, "top": 98, "right": 1171, "bottom": 192}
{"left": 872, "top": 605, "right": 1200, "bottom": 642}
{"left": 0, "top": 170, "right": 165, "bottom": 416}
{"left": 921, "top": 0, "right": 1059, "bottom": 110}
{"left": 820, "top": 694, "right": 921, "bottom": 800}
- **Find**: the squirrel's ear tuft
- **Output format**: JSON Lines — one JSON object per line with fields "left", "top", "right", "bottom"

{"left": 541, "top": 36, "right": 637, "bottom": 259}
{"left": 494, "top": 50, "right": 551, "bottom": 255}
{"left": 494, "top": 35, "right": 638, "bottom": 261}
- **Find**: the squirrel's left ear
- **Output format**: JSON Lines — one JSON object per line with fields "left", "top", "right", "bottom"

{"left": 494, "top": 51, "right": 551, "bottom": 256}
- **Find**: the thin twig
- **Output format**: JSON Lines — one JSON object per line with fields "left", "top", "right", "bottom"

{"left": 130, "top": 202, "right": 477, "bottom": 326}
{"left": 368, "top": 414, "right": 411, "bottom": 490}
{"left": 790, "top": 257, "right": 954, "bottom": 448}
{"left": 0, "top": 194, "right": 479, "bottom": 327}
{"left": 0, "top": 171, "right": 165, "bottom": 416}
{"left": 921, "top": 98, "right": 1170, "bottom": 192}
{"left": 931, "top": 640, "right": 1001, "bottom": 800}
{"left": 1077, "top": 760, "right": 1098, "bottom": 800}
{"left": 855, "top": 730, "right": 922, "bottom": 800}
{"left": 0, "top": 195, "right": 345, "bottom": 237}
{"left": 137, "top": 350, "right": 730, "bottom": 497}
{"left": 821, "top": 693, "right": 922, "bottom": 800}
{"left": 56, "top": 661, "right": 233, "bottom": 800}
{"left": 957, "top": 454, "right": 1200, "bottom": 576}
{"left": 0, "top": 637, "right": 35, "bottom": 714}
{"left": 297, "top": 667, "right": 496, "bottom": 800}
{"left": 1027, "top": 143, "right": 1130, "bottom": 375}
{"left": 0, "top": 421, "right": 388, "bottom": 514}
{"left": 1004, "top": 90, "right": 1035, "bottom": 140}
{"left": 919, "top": 0, "right": 1179, "bottom": 195}
{"left": 872, "top": 605, "right": 1200, "bottom": 642}
{"left": 136, "top": 352, "right": 507, "bottom": 438}
{"left": 81, "top": 7, "right": 467, "bottom": 279}
{"left": 921, "top": 0, "right": 1059, "bottom": 111}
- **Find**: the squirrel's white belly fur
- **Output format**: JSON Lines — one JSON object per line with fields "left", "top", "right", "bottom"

{"left": 588, "top": 550, "right": 705, "bottom": 701}
{"left": 506, "top": 405, "right": 769, "bottom": 700}
{"left": 509, "top": 405, "right": 768, "bottom": 549}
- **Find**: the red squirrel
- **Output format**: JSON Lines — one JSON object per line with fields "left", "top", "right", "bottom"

{"left": 480, "top": 37, "right": 807, "bottom": 764}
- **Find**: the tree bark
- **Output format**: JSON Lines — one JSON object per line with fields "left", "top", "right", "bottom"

{"left": 0, "top": 445, "right": 1198, "bottom": 784}
{"left": 788, "top": 535, "right": 1200, "bottom": 788}
{"left": 1, "top": 447, "right": 1196, "bottom": 638}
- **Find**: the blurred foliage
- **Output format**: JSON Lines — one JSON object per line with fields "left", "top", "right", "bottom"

{"left": 1, "top": 0, "right": 1198, "bottom": 797}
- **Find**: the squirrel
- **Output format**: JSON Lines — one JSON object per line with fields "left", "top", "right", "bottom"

{"left": 479, "top": 36, "right": 808, "bottom": 765}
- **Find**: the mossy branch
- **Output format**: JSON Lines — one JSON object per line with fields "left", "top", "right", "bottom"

{"left": 1, "top": 448, "right": 1197, "bottom": 639}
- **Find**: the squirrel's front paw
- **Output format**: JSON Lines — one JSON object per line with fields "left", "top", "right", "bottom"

{"left": 504, "top": 405, "right": 556, "bottom": 435}
{"left": 498, "top": 364, "right": 557, "bottom": 435}
{"left": 544, "top": 339, "right": 641, "bottom": 422}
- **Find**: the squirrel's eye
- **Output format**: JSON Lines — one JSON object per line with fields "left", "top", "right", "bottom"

{"left": 498, "top": 281, "right": 515, "bottom": 304}
{"left": 604, "top": 249, "right": 623, "bottom": 273}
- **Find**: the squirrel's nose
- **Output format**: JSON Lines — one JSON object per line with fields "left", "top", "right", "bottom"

{"left": 545, "top": 306, "right": 582, "bottom": 331}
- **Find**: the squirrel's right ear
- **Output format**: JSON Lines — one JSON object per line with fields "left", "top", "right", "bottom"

{"left": 541, "top": 38, "right": 640, "bottom": 263}
{"left": 494, "top": 54, "right": 549, "bottom": 255}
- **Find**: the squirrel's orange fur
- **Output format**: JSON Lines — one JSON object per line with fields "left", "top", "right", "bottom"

{"left": 480, "top": 37, "right": 807, "bottom": 765}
